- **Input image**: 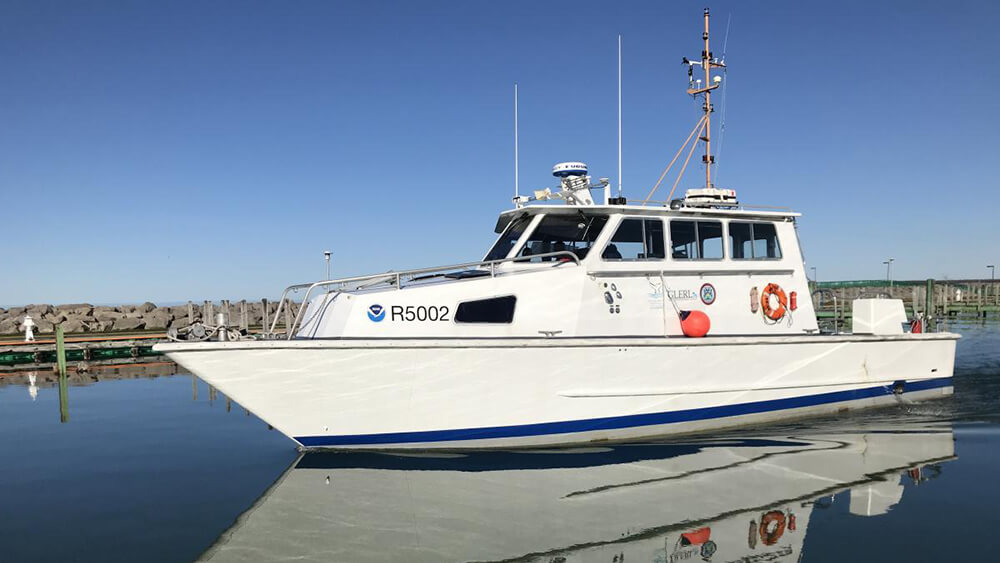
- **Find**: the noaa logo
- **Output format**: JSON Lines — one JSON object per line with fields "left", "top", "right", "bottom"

{"left": 366, "top": 304, "right": 385, "bottom": 322}
{"left": 700, "top": 283, "right": 717, "bottom": 305}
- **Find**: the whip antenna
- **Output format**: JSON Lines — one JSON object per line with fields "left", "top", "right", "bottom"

{"left": 514, "top": 83, "right": 519, "bottom": 202}
{"left": 617, "top": 34, "right": 623, "bottom": 199}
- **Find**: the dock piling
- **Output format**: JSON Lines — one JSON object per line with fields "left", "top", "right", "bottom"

{"left": 239, "top": 300, "right": 248, "bottom": 331}
{"left": 56, "top": 325, "right": 69, "bottom": 423}
{"left": 925, "top": 279, "right": 935, "bottom": 331}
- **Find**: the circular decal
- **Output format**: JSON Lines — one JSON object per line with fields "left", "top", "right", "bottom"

{"left": 367, "top": 304, "right": 385, "bottom": 322}
{"left": 700, "top": 283, "right": 717, "bottom": 305}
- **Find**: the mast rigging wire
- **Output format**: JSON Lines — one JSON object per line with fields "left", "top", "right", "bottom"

{"left": 643, "top": 114, "right": 707, "bottom": 203}
{"left": 715, "top": 13, "right": 732, "bottom": 184}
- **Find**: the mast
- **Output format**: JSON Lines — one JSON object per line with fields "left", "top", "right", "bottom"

{"left": 685, "top": 8, "right": 725, "bottom": 189}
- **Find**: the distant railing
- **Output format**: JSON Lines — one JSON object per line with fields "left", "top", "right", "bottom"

{"left": 811, "top": 288, "right": 840, "bottom": 334}
{"left": 267, "top": 251, "right": 581, "bottom": 339}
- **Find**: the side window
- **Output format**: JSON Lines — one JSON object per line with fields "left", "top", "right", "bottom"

{"left": 698, "top": 221, "right": 724, "bottom": 259}
{"left": 729, "top": 222, "right": 782, "bottom": 259}
{"left": 670, "top": 220, "right": 724, "bottom": 260}
{"left": 602, "top": 219, "right": 665, "bottom": 260}
{"left": 752, "top": 223, "right": 782, "bottom": 259}
{"left": 455, "top": 296, "right": 516, "bottom": 323}
{"left": 515, "top": 214, "right": 608, "bottom": 262}
{"left": 729, "top": 222, "right": 753, "bottom": 259}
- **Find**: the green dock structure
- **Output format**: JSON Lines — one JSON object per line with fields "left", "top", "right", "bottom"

{"left": 811, "top": 279, "right": 1000, "bottom": 330}
{"left": 1, "top": 333, "right": 166, "bottom": 371}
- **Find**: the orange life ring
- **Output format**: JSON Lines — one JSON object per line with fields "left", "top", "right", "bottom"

{"left": 760, "top": 283, "right": 787, "bottom": 321}
{"left": 759, "top": 510, "right": 786, "bottom": 546}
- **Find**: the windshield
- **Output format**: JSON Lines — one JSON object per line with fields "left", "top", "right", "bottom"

{"left": 515, "top": 214, "right": 609, "bottom": 262}
{"left": 484, "top": 215, "right": 533, "bottom": 261}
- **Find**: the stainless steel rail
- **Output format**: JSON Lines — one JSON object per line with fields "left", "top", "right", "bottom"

{"left": 267, "top": 251, "right": 581, "bottom": 339}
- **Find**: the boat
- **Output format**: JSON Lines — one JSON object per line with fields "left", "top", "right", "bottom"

{"left": 154, "top": 9, "right": 958, "bottom": 450}
{"left": 198, "top": 422, "right": 956, "bottom": 561}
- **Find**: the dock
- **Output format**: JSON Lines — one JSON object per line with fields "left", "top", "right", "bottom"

{"left": 812, "top": 278, "right": 1000, "bottom": 329}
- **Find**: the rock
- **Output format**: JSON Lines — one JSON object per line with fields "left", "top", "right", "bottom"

{"left": 7, "top": 307, "right": 26, "bottom": 317}
{"left": 95, "top": 310, "right": 125, "bottom": 323}
{"left": 34, "top": 319, "right": 55, "bottom": 334}
{"left": 138, "top": 302, "right": 157, "bottom": 313}
{"left": 26, "top": 304, "right": 53, "bottom": 317}
{"left": 62, "top": 319, "right": 88, "bottom": 333}
{"left": 112, "top": 317, "right": 146, "bottom": 331}
{"left": 43, "top": 312, "right": 67, "bottom": 323}
{"left": 169, "top": 305, "right": 193, "bottom": 320}
{"left": 0, "top": 318, "right": 18, "bottom": 334}
{"left": 58, "top": 304, "right": 93, "bottom": 316}
{"left": 144, "top": 310, "right": 171, "bottom": 330}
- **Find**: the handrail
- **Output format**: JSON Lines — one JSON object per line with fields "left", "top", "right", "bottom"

{"left": 273, "top": 251, "right": 582, "bottom": 339}
{"left": 811, "top": 288, "right": 839, "bottom": 334}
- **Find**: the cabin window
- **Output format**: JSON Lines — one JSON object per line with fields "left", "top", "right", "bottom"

{"left": 485, "top": 215, "right": 533, "bottom": 261}
{"left": 455, "top": 296, "right": 517, "bottom": 323}
{"left": 729, "top": 221, "right": 782, "bottom": 259}
{"left": 602, "top": 218, "right": 665, "bottom": 260}
{"left": 515, "top": 214, "right": 608, "bottom": 262}
{"left": 670, "top": 220, "right": 724, "bottom": 260}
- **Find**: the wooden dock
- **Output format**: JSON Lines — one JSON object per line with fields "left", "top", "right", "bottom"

{"left": 812, "top": 278, "right": 1000, "bottom": 329}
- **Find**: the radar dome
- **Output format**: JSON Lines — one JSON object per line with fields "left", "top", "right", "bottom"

{"left": 552, "top": 162, "right": 588, "bottom": 178}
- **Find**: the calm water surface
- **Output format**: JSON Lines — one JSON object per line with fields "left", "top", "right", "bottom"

{"left": 1, "top": 322, "right": 998, "bottom": 562}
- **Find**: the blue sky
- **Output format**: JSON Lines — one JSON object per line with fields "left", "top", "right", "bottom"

{"left": 1, "top": 0, "right": 997, "bottom": 305}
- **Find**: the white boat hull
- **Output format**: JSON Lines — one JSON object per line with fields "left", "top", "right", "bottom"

{"left": 155, "top": 333, "right": 957, "bottom": 450}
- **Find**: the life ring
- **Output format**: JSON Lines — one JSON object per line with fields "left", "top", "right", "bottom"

{"left": 759, "top": 510, "right": 786, "bottom": 546}
{"left": 760, "top": 283, "right": 788, "bottom": 321}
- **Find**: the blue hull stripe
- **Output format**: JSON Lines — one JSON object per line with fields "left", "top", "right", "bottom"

{"left": 295, "top": 377, "right": 952, "bottom": 447}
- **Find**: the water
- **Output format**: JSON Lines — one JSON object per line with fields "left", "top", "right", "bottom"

{"left": 1, "top": 323, "right": 998, "bottom": 562}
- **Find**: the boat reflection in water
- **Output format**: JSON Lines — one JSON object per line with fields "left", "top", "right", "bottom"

{"left": 201, "top": 423, "right": 955, "bottom": 562}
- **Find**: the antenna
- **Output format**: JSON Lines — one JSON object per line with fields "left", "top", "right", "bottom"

{"left": 617, "top": 34, "right": 622, "bottom": 201}
{"left": 514, "top": 83, "right": 519, "bottom": 202}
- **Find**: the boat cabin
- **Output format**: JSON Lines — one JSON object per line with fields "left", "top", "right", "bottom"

{"left": 292, "top": 167, "right": 817, "bottom": 340}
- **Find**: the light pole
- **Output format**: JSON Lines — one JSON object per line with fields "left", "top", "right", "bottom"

{"left": 883, "top": 258, "right": 894, "bottom": 288}
{"left": 324, "top": 251, "right": 331, "bottom": 280}
{"left": 989, "top": 265, "right": 995, "bottom": 281}
{"left": 810, "top": 267, "right": 817, "bottom": 283}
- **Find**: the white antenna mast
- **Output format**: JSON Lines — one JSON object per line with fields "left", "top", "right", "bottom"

{"left": 616, "top": 34, "right": 622, "bottom": 202}
{"left": 514, "top": 83, "right": 519, "bottom": 202}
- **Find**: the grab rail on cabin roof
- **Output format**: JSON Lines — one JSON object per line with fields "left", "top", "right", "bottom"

{"left": 267, "top": 250, "right": 581, "bottom": 339}
{"left": 639, "top": 200, "right": 793, "bottom": 213}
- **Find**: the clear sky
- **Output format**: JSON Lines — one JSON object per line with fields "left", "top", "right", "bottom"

{"left": 1, "top": 0, "right": 997, "bottom": 306}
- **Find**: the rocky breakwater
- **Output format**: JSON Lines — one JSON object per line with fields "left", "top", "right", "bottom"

{"left": 0, "top": 300, "right": 288, "bottom": 336}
